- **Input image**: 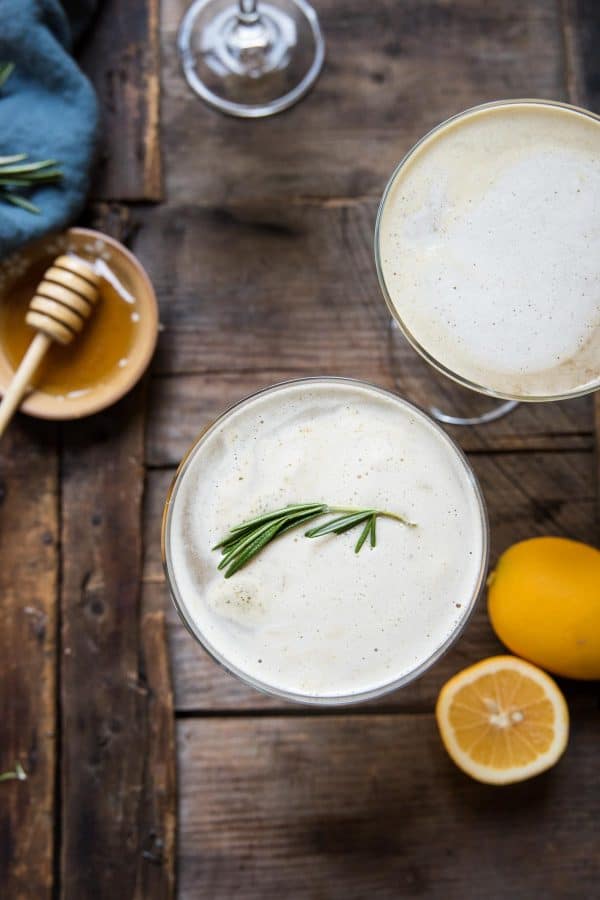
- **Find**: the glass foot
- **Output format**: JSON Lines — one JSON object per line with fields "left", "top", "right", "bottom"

{"left": 429, "top": 400, "right": 520, "bottom": 427}
{"left": 178, "top": 0, "right": 325, "bottom": 117}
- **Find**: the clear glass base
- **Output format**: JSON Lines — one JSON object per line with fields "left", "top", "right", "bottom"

{"left": 430, "top": 399, "right": 519, "bottom": 427}
{"left": 389, "top": 320, "right": 521, "bottom": 427}
{"left": 178, "top": 0, "right": 325, "bottom": 117}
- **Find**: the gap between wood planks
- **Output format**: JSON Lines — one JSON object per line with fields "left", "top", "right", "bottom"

{"left": 175, "top": 707, "right": 436, "bottom": 719}
{"left": 144, "top": 443, "right": 595, "bottom": 471}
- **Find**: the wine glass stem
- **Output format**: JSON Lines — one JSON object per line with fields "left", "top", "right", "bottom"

{"left": 239, "top": 0, "right": 259, "bottom": 23}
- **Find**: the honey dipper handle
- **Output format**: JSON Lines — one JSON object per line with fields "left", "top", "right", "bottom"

{"left": 0, "top": 332, "right": 52, "bottom": 437}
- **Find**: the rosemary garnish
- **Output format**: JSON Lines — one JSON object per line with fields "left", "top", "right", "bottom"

{"left": 213, "top": 503, "right": 415, "bottom": 578}
{"left": 0, "top": 62, "right": 63, "bottom": 213}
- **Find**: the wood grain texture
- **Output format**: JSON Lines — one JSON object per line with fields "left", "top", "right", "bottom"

{"left": 58, "top": 4, "right": 170, "bottom": 892}
{"left": 80, "top": 0, "right": 162, "bottom": 201}
{"left": 145, "top": 372, "right": 594, "bottom": 468}
{"left": 137, "top": 612, "right": 177, "bottom": 900}
{"left": 60, "top": 390, "right": 148, "bottom": 899}
{"left": 0, "top": 421, "right": 58, "bottom": 899}
{"left": 143, "top": 449, "right": 595, "bottom": 712}
{"left": 162, "top": 0, "right": 565, "bottom": 206}
{"left": 59, "top": 391, "right": 176, "bottom": 899}
{"left": 177, "top": 711, "right": 600, "bottom": 898}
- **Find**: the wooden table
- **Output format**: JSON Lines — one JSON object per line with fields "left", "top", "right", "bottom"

{"left": 2, "top": 1, "right": 599, "bottom": 897}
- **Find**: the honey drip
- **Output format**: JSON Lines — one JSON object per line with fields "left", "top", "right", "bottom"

{"left": 0, "top": 254, "right": 139, "bottom": 398}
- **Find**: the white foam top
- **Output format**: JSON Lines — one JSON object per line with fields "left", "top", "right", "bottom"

{"left": 378, "top": 102, "right": 600, "bottom": 398}
{"left": 166, "top": 380, "right": 486, "bottom": 700}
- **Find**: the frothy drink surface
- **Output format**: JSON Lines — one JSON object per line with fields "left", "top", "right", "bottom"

{"left": 379, "top": 102, "right": 600, "bottom": 398}
{"left": 166, "top": 381, "right": 486, "bottom": 700}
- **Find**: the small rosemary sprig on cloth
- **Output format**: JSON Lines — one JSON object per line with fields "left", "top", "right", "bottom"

{"left": 0, "top": 62, "right": 15, "bottom": 89}
{"left": 213, "top": 503, "right": 415, "bottom": 578}
{"left": 0, "top": 62, "right": 63, "bottom": 213}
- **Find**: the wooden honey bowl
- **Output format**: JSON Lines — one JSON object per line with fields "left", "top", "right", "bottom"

{"left": 0, "top": 228, "right": 159, "bottom": 421}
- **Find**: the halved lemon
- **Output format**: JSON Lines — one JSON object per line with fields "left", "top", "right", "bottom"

{"left": 436, "top": 656, "right": 569, "bottom": 784}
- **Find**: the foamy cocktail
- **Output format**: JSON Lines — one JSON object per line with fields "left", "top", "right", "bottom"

{"left": 376, "top": 100, "right": 600, "bottom": 401}
{"left": 162, "top": 378, "right": 488, "bottom": 704}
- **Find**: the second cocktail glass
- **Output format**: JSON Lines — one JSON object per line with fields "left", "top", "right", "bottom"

{"left": 374, "top": 99, "right": 600, "bottom": 425}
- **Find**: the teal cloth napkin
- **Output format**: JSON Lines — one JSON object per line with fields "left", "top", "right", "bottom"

{"left": 0, "top": 0, "right": 98, "bottom": 259}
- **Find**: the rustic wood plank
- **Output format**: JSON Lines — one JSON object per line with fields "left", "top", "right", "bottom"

{"left": 137, "top": 612, "right": 177, "bottom": 900}
{"left": 60, "top": 390, "right": 148, "bottom": 899}
{"left": 80, "top": 0, "right": 162, "bottom": 201}
{"left": 59, "top": 391, "right": 175, "bottom": 899}
{"left": 177, "top": 711, "right": 600, "bottom": 898}
{"left": 143, "top": 449, "right": 595, "bottom": 712}
{"left": 0, "top": 420, "right": 58, "bottom": 899}
{"left": 162, "top": 0, "right": 565, "bottom": 206}
{"left": 145, "top": 373, "right": 593, "bottom": 468}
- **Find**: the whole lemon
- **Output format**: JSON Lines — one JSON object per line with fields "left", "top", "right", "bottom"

{"left": 488, "top": 537, "right": 600, "bottom": 680}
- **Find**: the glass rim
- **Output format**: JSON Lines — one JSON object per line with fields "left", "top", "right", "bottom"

{"left": 161, "top": 375, "right": 490, "bottom": 707}
{"left": 374, "top": 97, "right": 600, "bottom": 404}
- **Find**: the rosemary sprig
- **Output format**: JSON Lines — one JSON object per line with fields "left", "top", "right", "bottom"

{"left": 0, "top": 762, "right": 27, "bottom": 783}
{"left": 0, "top": 63, "right": 63, "bottom": 213}
{"left": 213, "top": 503, "right": 415, "bottom": 578}
{"left": 0, "top": 62, "right": 15, "bottom": 90}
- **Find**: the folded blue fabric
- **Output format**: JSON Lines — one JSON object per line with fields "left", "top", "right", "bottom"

{"left": 0, "top": 0, "right": 98, "bottom": 259}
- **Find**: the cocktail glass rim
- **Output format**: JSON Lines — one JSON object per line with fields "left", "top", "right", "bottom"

{"left": 374, "top": 98, "right": 600, "bottom": 404}
{"left": 161, "top": 375, "right": 490, "bottom": 707}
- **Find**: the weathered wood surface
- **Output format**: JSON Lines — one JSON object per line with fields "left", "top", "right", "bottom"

{"left": 0, "top": 421, "right": 58, "bottom": 899}
{"left": 53, "top": 4, "right": 174, "bottom": 896}
{"left": 162, "top": 0, "right": 566, "bottom": 205}
{"left": 59, "top": 391, "right": 175, "bottom": 900}
{"left": 143, "top": 449, "right": 596, "bottom": 712}
{"left": 177, "top": 711, "right": 600, "bottom": 898}
{"left": 60, "top": 391, "right": 149, "bottom": 899}
{"left": 138, "top": 611, "right": 177, "bottom": 899}
{"left": 80, "top": 0, "right": 162, "bottom": 201}
{"left": 146, "top": 373, "right": 594, "bottom": 468}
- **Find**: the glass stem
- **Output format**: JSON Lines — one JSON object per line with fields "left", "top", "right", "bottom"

{"left": 238, "top": 0, "right": 259, "bottom": 23}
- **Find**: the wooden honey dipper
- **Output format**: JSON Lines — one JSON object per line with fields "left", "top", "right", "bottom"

{"left": 0, "top": 255, "right": 101, "bottom": 436}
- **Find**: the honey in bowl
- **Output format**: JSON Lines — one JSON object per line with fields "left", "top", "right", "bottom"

{"left": 0, "top": 227, "right": 158, "bottom": 420}
{"left": 0, "top": 254, "right": 139, "bottom": 398}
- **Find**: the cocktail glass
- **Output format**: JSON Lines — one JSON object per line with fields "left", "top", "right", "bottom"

{"left": 374, "top": 99, "right": 600, "bottom": 426}
{"left": 162, "top": 377, "right": 489, "bottom": 706}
